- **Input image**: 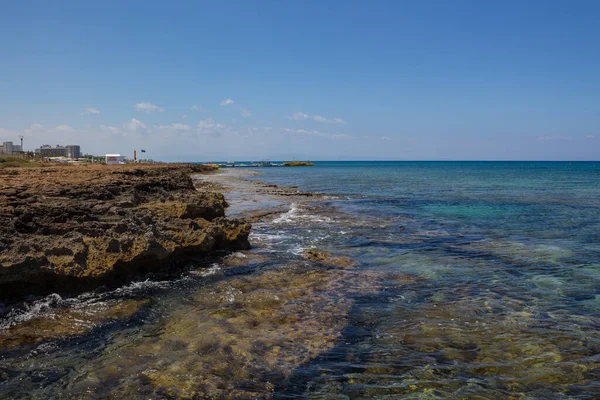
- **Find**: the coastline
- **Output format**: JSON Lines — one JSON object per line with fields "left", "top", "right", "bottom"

{"left": 1, "top": 164, "right": 599, "bottom": 398}
{"left": 0, "top": 166, "right": 371, "bottom": 398}
{"left": 0, "top": 163, "right": 251, "bottom": 300}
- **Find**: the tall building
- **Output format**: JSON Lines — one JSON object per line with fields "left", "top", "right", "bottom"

{"left": 66, "top": 145, "right": 81, "bottom": 159}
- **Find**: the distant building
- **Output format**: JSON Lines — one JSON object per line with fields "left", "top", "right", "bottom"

{"left": 66, "top": 145, "right": 81, "bottom": 159}
{"left": 105, "top": 154, "right": 125, "bottom": 165}
{"left": 36, "top": 144, "right": 67, "bottom": 157}
{"left": 0, "top": 141, "right": 22, "bottom": 154}
{"left": 35, "top": 144, "right": 81, "bottom": 159}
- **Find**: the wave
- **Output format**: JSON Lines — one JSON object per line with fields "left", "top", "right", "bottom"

{"left": 273, "top": 203, "right": 332, "bottom": 224}
{"left": 0, "top": 293, "right": 65, "bottom": 330}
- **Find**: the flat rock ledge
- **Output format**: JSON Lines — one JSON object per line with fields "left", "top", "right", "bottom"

{"left": 0, "top": 164, "right": 251, "bottom": 299}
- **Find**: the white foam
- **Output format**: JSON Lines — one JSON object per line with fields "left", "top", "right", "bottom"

{"left": 273, "top": 203, "right": 300, "bottom": 224}
{"left": 0, "top": 293, "right": 64, "bottom": 330}
{"left": 250, "top": 232, "right": 290, "bottom": 242}
{"left": 112, "top": 279, "right": 172, "bottom": 296}
{"left": 190, "top": 263, "right": 222, "bottom": 277}
{"left": 272, "top": 203, "right": 332, "bottom": 225}
{"left": 289, "top": 246, "right": 307, "bottom": 256}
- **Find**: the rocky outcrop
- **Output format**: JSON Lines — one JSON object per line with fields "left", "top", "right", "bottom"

{"left": 0, "top": 164, "right": 251, "bottom": 299}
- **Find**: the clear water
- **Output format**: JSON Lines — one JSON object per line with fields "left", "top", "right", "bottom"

{"left": 1, "top": 161, "right": 599, "bottom": 399}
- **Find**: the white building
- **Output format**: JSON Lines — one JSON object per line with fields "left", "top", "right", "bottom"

{"left": 0, "top": 141, "right": 21, "bottom": 154}
{"left": 35, "top": 144, "right": 81, "bottom": 159}
{"left": 105, "top": 154, "right": 125, "bottom": 165}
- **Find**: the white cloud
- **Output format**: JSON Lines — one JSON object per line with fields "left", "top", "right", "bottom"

{"left": 220, "top": 98, "right": 234, "bottom": 106}
{"left": 282, "top": 127, "right": 351, "bottom": 140}
{"left": 182, "top": 114, "right": 188, "bottom": 119}
{"left": 197, "top": 118, "right": 225, "bottom": 133}
{"left": 53, "top": 125, "right": 75, "bottom": 132}
{"left": 240, "top": 108, "right": 252, "bottom": 117}
{"left": 290, "top": 112, "right": 310, "bottom": 120}
{"left": 135, "top": 102, "right": 165, "bottom": 113}
{"left": 190, "top": 104, "right": 206, "bottom": 111}
{"left": 25, "top": 124, "right": 45, "bottom": 133}
{"left": 82, "top": 107, "right": 101, "bottom": 115}
{"left": 290, "top": 112, "right": 344, "bottom": 124}
{"left": 157, "top": 123, "right": 192, "bottom": 132}
{"left": 124, "top": 118, "right": 147, "bottom": 132}
{"left": 101, "top": 125, "right": 121, "bottom": 134}
{"left": 585, "top": 135, "right": 596, "bottom": 139}
{"left": 313, "top": 115, "right": 345, "bottom": 124}
{"left": 381, "top": 136, "right": 394, "bottom": 141}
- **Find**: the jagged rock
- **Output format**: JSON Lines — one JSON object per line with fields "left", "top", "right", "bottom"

{"left": 0, "top": 164, "right": 251, "bottom": 299}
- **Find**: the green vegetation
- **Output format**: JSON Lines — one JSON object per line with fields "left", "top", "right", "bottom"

{"left": 283, "top": 161, "right": 314, "bottom": 167}
{"left": 0, "top": 156, "right": 44, "bottom": 169}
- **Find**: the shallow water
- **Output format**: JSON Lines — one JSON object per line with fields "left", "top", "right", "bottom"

{"left": 1, "top": 162, "right": 599, "bottom": 399}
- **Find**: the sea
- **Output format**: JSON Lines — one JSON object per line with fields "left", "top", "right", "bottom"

{"left": 0, "top": 161, "right": 599, "bottom": 399}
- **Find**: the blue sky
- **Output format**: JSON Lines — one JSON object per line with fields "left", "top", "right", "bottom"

{"left": 1, "top": 0, "right": 599, "bottom": 161}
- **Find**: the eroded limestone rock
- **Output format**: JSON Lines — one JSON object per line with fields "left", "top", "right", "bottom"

{"left": 0, "top": 164, "right": 251, "bottom": 298}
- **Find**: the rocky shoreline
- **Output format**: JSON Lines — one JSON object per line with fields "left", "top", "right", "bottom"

{"left": 0, "top": 164, "right": 251, "bottom": 300}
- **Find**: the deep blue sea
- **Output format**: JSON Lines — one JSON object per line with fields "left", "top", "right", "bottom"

{"left": 0, "top": 161, "right": 598, "bottom": 399}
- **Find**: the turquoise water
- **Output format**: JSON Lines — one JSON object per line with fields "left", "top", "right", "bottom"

{"left": 257, "top": 161, "right": 600, "bottom": 240}
{"left": 248, "top": 161, "right": 600, "bottom": 397}
{"left": 0, "top": 161, "right": 599, "bottom": 398}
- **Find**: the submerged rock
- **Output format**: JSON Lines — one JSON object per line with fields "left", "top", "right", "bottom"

{"left": 64, "top": 266, "right": 390, "bottom": 399}
{"left": 0, "top": 299, "right": 149, "bottom": 349}
{"left": 303, "top": 248, "right": 357, "bottom": 269}
{"left": 0, "top": 164, "right": 251, "bottom": 299}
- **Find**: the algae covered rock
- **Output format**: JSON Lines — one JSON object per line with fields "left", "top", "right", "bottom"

{"left": 65, "top": 265, "right": 387, "bottom": 399}
{"left": 303, "top": 248, "right": 357, "bottom": 268}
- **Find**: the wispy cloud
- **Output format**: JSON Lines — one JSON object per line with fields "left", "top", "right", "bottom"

{"left": 537, "top": 135, "right": 572, "bottom": 141}
{"left": 124, "top": 118, "right": 148, "bottom": 132}
{"left": 157, "top": 123, "right": 192, "bottom": 132}
{"left": 240, "top": 108, "right": 252, "bottom": 117}
{"left": 220, "top": 98, "right": 234, "bottom": 106}
{"left": 53, "top": 125, "right": 75, "bottom": 132}
{"left": 101, "top": 125, "right": 121, "bottom": 135}
{"left": 290, "top": 112, "right": 310, "bottom": 120}
{"left": 135, "top": 102, "right": 165, "bottom": 113}
{"left": 190, "top": 104, "right": 206, "bottom": 112}
{"left": 197, "top": 118, "right": 225, "bottom": 135}
{"left": 585, "top": 135, "right": 596, "bottom": 139}
{"left": 290, "top": 112, "right": 344, "bottom": 124}
{"left": 82, "top": 107, "right": 101, "bottom": 115}
{"left": 25, "top": 124, "right": 45, "bottom": 133}
{"left": 282, "top": 127, "right": 351, "bottom": 140}
{"left": 313, "top": 115, "right": 345, "bottom": 124}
